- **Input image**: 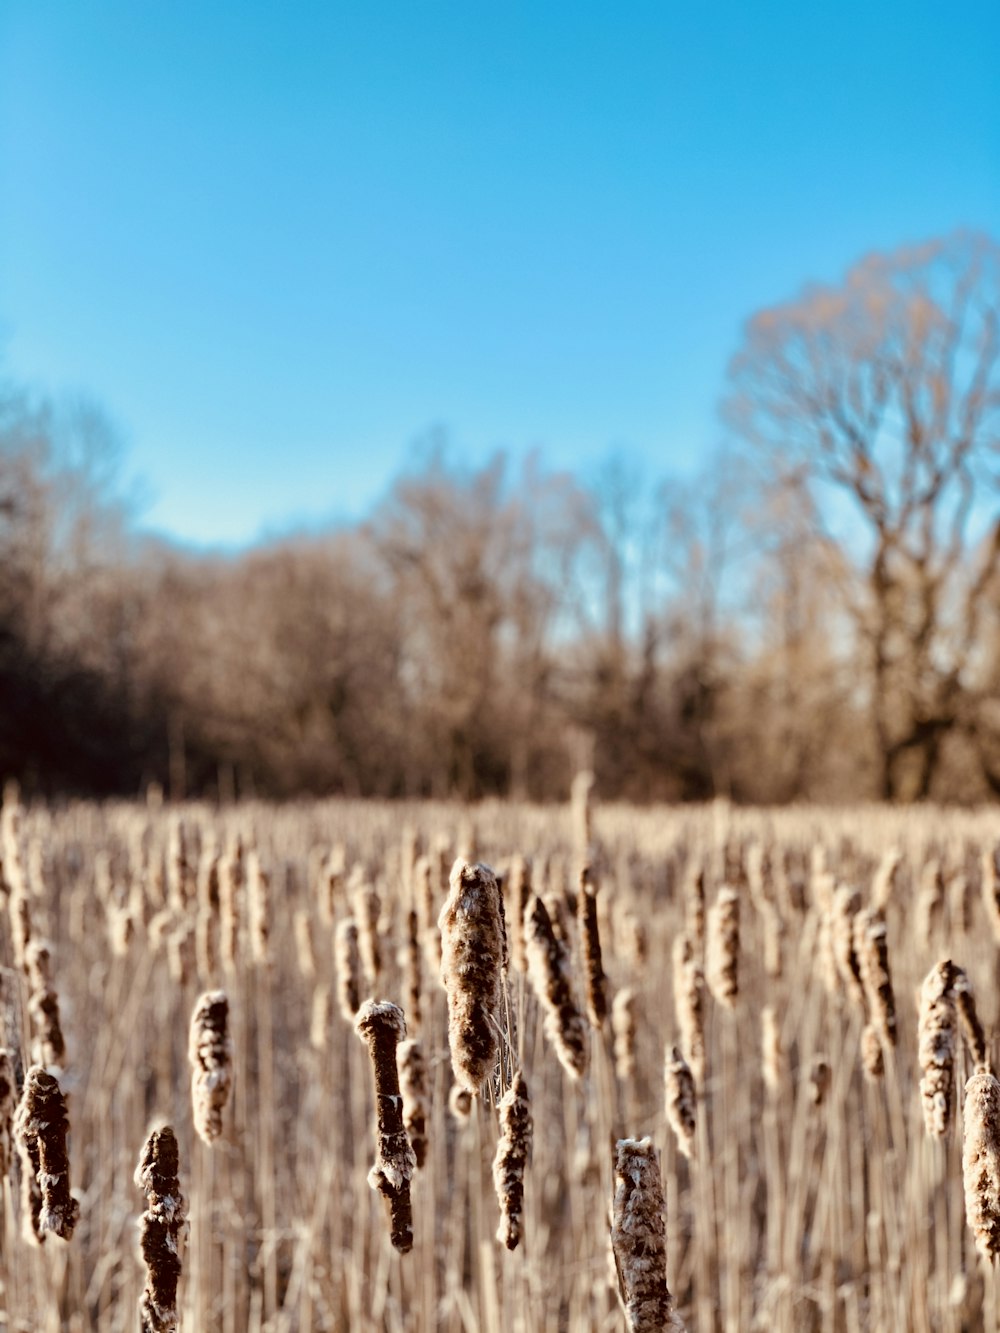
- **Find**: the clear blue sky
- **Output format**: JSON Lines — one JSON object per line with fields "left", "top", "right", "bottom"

{"left": 2, "top": 2, "right": 998, "bottom": 547}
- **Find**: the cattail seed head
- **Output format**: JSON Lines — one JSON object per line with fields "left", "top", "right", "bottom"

{"left": 493, "top": 1070, "right": 532, "bottom": 1251}
{"left": 397, "top": 1039, "right": 429, "bottom": 1170}
{"left": 578, "top": 863, "right": 607, "bottom": 1029}
{"left": 354, "top": 1000, "right": 415, "bottom": 1253}
{"left": 855, "top": 909, "right": 897, "bottom": 1048}
{"left": 13, "top": 1065, "right": 78, "bottom": 1239}
{"left": 706, "top": 887, "right": 740, "bottom": 1009}
{"left": 334, "top": 918, "right": 363, "bottom": 1022}
{"left": 525, "top": 894, "right": 589, "bottom": 1081}
{"left": 954, "top": 966, "right": 988, "bottom": 1069}
{"left": 919, "top": 960, "right": 958, "bottom": 1138}
{"left": 672, "top": 934, "right": 706, "bottom": 1088}
{"left": 135, "top": 1125, "right": 186, "bottom": 1333}
{"left": 188, "top": 990, "right": 233, "bottom": 1146}
{"left": 964, "top": 1067, "right": 1000, "bottom": 1263}
{"left": 610, "top": 1138, "right": 685, "bottom": 1332}
{"left": 665, "top": 1046, "right": 696, "bottom": 1158}
{"left": 761, "top": 1005, "right": 785, "bottom": 1096}
{"left": 438, "top": 860, "right": 504, "bottom": 1095}
{"left": 612, "top": 988, "right": 638, "bottom": 1081}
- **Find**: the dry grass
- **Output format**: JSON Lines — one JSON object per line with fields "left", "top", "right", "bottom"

{"left": 0, "top": 793, "right": 999, "bottom": 1328}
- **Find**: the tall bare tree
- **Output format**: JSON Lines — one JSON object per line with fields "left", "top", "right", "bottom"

{"left": 725, "top": 233, "right": 1000, "bottom": 799}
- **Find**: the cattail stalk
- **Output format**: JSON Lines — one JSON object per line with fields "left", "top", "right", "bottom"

{"left": 355, "top": 1000, "right": 415, "bottom": 1253}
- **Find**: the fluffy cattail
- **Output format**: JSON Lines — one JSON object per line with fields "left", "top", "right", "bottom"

{"left": 506, "top": 855, "right": 531, "bottom": 974}
{"left": 397, "top": 1038, "right": 429, "bottom": 1170}
{"left": 665, "top": 1046, "right": 696, "bottom": 1158}
{"left": 438, "top": 861, "right": 504, "bottom": 1095}
{"left": 807, "top": 1058, "right": 832, "bottom": 1108}
{"left": 861, "top": 1023, "right": 885, "bottom": 1081}
{"left": 963, "top": 1067, "right": 1000, "bottom": 1263}
{"left": 414, "top": 855, "right": 442, "bottom": 979}
{"left": 525, "top": 895, "right": 589, "bottom": 1081}
{"left": 855, "top": 909, "right": 897, "bottom": 1048}
{"left": 761, "top": 1005, "right": 785, "bottom": 1095}
{"left": 493, "top": 1070, "right": 532, "bottom": 1251}
{"left": 354, "top": 1000, "right": 415, "bottom": 1253}
{"left": 954, "top": 967, "right": 988, "bottom": 1069}
{"left": 610, "top": 1138, "right": 685, "bottom": 1332}
{"left": 188, "top": 990, "right": 233, "bottom": 1146}
{"left": 135, "top": 1125, "right": 186, "bottom": 1333}
{"left": 612, "top": 988, "right": 638, "bottom": 1081}
{"left": 309, "top": 984, "right": 332, "bottom": 1051}
{"left": 13, "top": 1065, "right": 79, "bottom": 1240}
{"left": 25, "top": 941, "right": 66, "bottom": 1068}
{"left": 577, "top": 863, "right": 607, "bottom": 1029}
{"left": 918, "top": 960, "right": 958, "bottom": 1138}
{"left": 706, "top": 887, "right": 740, "bottom": 1009}
{"left": 830, "top": 886, "right": 865, "bottom": 1007}
{"left": 334, "top": 918, "right": 363, "bottom": 1022}
{"left": 353, "top": 879, "right": 382, "bottom": 987}
{"left": 672, "top": 934, "right": 706, "bottom": 1088}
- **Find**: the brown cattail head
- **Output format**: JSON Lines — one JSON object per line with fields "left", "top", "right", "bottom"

{"left": 188, "top": 990, "right": 233, "bottom": 1146}
{"left": 830, "top": 885, "right": 865, "bottom": 1007}
{"left": 135, "top": 1125, "right": 186, "bottom": 1333}
{"left": 761, "top": 1005, "right": 785, "bottom": 1096}
{"left": 919, "top": 960, "right": 958, "bottom": 1138}
{"left": 665, "top": 1046, "right": 696, "bottom": 1158}
{"left": 25, "top": 940, "right": 66, "bottom": 1068}
{"left": 954, "top": 966, "right": 989, "bottom": 1069}
{"left": 397, "top": 1038, "right": 429, "bottom": 1170}
{"left": 577, "top": 862, "right": 607, "bottom": 1029}
{"left": 672, "top": 934, "right": 706, "bottom": 1088}
{"left": 493, "top": 1070, "right": 532, "bottom": 1251}
{"left": 353, "top": 878, "right": 382, "bottom": 986}
{"left": 334, "top": 918, "right": 363, "bottom": 1022}
{"left": 438, "top": 860, "right": 504, "bottom": 1095}
{"left": 706, "top": 886, "right": 740, "bottom": 1009}
{"left": 571, "top": 770, "right": 595, "bottom": 857}
{"left": 610, "top": 1138, "right": 685, "bottom": 1332}
{"left": 13, "top": 1065, "right": 79, "bottom": 1240}
{"left": 855, "top": 908, "right": 897, "bottom": 1048}
{"left": 524, "top": 894, "right": 589, "bottom": 1081}
{"left": 964, "top": 1067, "right": 1000, "bottom": 1264}
{"left": 354, "top": 1000, "right": 415, "bottom": 1253}
{"left": 612, "top": 988, "right": 638, "bottom": 1082}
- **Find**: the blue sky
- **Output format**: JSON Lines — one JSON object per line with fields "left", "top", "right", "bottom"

{"left": 1, "top": 2, "right": 998, "bottom": 546}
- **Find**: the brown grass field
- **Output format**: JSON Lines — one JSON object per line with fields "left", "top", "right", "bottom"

{"left": 1, "top": 789, "right": 999, "bottom": 1331}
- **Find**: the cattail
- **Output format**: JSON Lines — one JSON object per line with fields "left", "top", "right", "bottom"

{"left": 954, "top": 967, "right": 988, "bottom": 1069}
{"left": 167, "top": 923, "right": 194, "bottom": 987}
{"left": 861, "top": 1023, "right": 885, "bottom": 1081}
{"left": 438, "top": 860, "right": 504, "bottom": 1095}
{"left": 310, "top": 983, "right": 332, "bottom": 1051}
{"left": 294, "top": 909, "right": 316, "bottom": 979}
{"left": 665, "top": 1046, "right": 696, "bottom": 1157}
{"left": 25, "top": 941, "right": 66, "bottom": 1068}
{"left": 506, "top": 855, "right": 531, "bottom": 974}
{"left": 612, "top": 988, "right": 638, "bottom": 1081}
{"left": 218, "top": 837, "right": 243, "bottom": 972}
{"left": 683, "top": 865, "right": 706, "bottom": 951}
{"left": 525, "top": 895, "right": 589, "bottom": 1081}
{"left": 981, "top": 844, "right": 1000, "bottom": 944}
{"left": 672, "top": 934, "right": 706, "bottom": 1088}
{"left": 610, "top": 1138, "right": 685, "bottom": 1332}
{"left": 807, "top": 1057, "right": 832, "bottom": 1107}
{"left": 0, "top": 1050, "right": 12, "bottom": 1175}
{"left": 353, "top": 879, "right": 382, "bottom": 987}
{"left": 918, "top": 960, "right": 958, "bottom": 1138}
{"left": 13, "top": 1065, "right": 78, "bottom": 1239}
{"left": 354, "top": 1000, "right": 415, "bottom": 1253}
{"left": 167, "top": 819, "right": 194, "bottom": 913}
{"left": 398, "top": 1038, "right": 429, "bottom": 1170}
{"left": 963, "top": 1067, "right": 1000, "bottom": 1263}
{"left": 493, "top": 1070, "right": 532, "bottom": 1251}
{"left": 571, "top": 770, "right": 595, "bottom": 857}
{"left": 872, "top": 847, "right": 903, "bottom": 913}
{"left": 188, "top": 990, "right": 233, "bottom": 1145}
{"left": 335, "top": 918, "right": 363, "bottom": 1022}
{"left": 577, "top": 863, "right": 607, "bottom": 1029}
{"left": 449, "top": 1084, "right": 473, "bottom": 1123}
{"left": 830, "top": 885, "right": 865, "bottom": 1006}
{"left": 246, "top": 849, "right": 270, "bottom": 966}
{"left": 706, "top": 886, "right": 740, "bottom": 1009}
{"left": 402, "top": 907, "right": 422, "bottom": 1035}
{"left": 135, "top": 1125, "right": 186, "bottom": 1333}
{"left": 761, "top": 1005, "right": 785, "bottom": 1095}
{"left": 107, "top": 902, "right": 135, "bottom": 958}
{"left": 855, "top": 908, "right": 897, "bottom": 1048}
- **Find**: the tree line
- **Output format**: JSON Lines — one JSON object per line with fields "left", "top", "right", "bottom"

{"left": 2, "top": 232, "right": 999, "bottom": 804}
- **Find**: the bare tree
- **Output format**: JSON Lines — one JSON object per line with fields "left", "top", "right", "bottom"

{"left": 725, "top": 232, "right": 1000, "bottom": 799}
